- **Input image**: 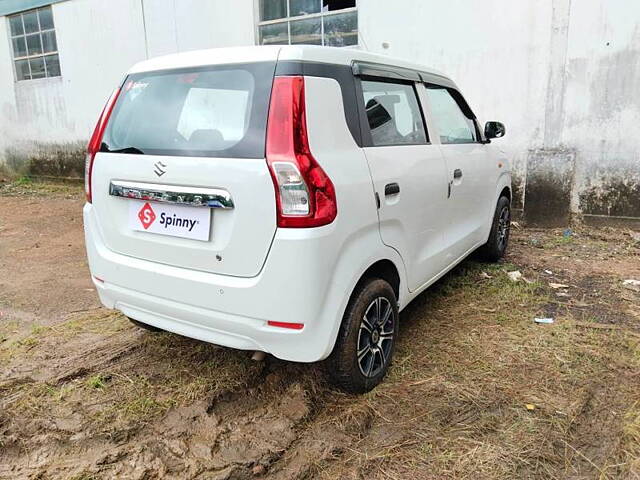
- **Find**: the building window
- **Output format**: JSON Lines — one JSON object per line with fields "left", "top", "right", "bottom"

{"left": 8, "top": 6, "right": 61, "bottom": 81}
{"left": 258, "top": 0, "right": 357, "bottom": 47}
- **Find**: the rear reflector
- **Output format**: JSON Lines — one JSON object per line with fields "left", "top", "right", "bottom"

{"left": 265, "top": 76, "right": 337, "bottom": 228}
{"left": 267, "top": 321, "right": 304, "bottom": 330}
{"left": 85, "top": 87, "right": 121, "bottom": 203}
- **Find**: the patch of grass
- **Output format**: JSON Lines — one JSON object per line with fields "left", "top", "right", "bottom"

{"left": 430, "top": 261, "right": 547, "bottom": 316}
{"left": 630, "top": 337, "right": 640, "bottom": 368}
{"left": 121, "top": 395, "right": 170, "bottom": 418}
{"left": 7, "top": 382, "right": 74, "bottom": 416}
{"left": 0, "top": 323, "right": 52, "bottom": 362}
{"left": 86, "top": 374, "right": 109, "bottom": 390}
{"left": 0, "top": 178, "right": 83, "bottom": 197}
{"left": 56, "top": 311, "right": 130, "bottom": 337}
{"left": 14, "top": 175, "right": 31, "bottom": 186}
{"left": 15, "top": 336, "right": 38, "bottom": 347}
{"left": 68, "top": 472, "right": 97, "bottom": 480}
{"left": 30, "top": 324, "right": 48, "bottom": 335}
{"left": 92, "top": 374, "right": 177, "bottom": 429}
{"left": 550, "top": 234, "right": 575, "bottom": 246}
{"left": 620, "top": 402, "right": 640, "bottom": 475}
{"left": 0, "top": 319, "right": 21, "bottom": 336}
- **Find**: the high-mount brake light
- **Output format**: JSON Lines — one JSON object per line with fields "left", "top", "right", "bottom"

{"left": 265, "top": 76, "right": 337, "bottom": 228}
{"left": 85, "top": 88, "right": 121, "bottom": 203}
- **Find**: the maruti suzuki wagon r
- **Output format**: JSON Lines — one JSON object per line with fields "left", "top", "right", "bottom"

{"left": 83, "top": 46, "right": 510, "bottom": 393}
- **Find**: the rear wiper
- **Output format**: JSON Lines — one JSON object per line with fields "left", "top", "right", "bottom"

{"left": 102, "top": 144, "right": 145, "bottom": 155}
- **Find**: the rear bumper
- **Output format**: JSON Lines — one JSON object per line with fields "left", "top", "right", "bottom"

{"left": 83, "top": 203, "right": 347, "bottom": 362}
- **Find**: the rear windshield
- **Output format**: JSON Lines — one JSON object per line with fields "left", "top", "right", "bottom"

{"left": 101, "top": 62, "right": 276, "bottom": 158}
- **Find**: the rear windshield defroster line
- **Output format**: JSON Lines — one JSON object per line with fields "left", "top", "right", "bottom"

{"left": 101, "top": 61, "right": 277, "bottom": 159}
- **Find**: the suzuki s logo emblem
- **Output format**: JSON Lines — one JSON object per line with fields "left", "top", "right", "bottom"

{"left": 153, "top": 161, "right": 167, "bottom": 177}
{"left": 138, "top": 202, "right": 156, "bottom": 230}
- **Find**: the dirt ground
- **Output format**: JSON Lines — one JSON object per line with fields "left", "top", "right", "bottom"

{"left": 1, "top": 181, "right": 639, "bottom": 480}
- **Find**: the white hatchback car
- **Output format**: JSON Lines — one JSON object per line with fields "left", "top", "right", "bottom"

{"left": 84, "top": 46, "right": 510, "bottom": 393}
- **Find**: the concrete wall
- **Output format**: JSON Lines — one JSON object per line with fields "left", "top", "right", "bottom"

{"left": 144, "top": 0, "right": 255, "bottom": 57}
{"left": 563, "top": 1, "right": 640, "bottom": 221}
{"left": 0, "top": 0, "right": 255, "bottom": 172}
{"left": 357, "top": 0, "right": 640, "bottom": 224}
{"left": 358, "top": 0, "right": 553, "bottom": 215}
{"left": 0, "top": 0, "right": 638, "bottom": 224}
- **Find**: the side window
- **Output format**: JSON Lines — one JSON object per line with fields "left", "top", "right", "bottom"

{"left": 424, "top": 86, "right": 477, "bottom": 144}
{"left": 361, "top": 79, "right": 427, "bottom": 146}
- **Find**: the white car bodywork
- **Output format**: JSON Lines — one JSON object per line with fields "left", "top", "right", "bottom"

{"left": 84, "top": 45, "right": 510, "bottom": 362}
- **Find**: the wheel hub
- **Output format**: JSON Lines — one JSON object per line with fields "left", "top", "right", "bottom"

{"left": 357, "top": 297, "right": 394, "bottom": 378}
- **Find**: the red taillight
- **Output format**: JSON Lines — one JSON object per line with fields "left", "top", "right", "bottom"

{"left": 265, "top": 76, "right": 337, "bottom": 228}
{"left": 85, "top": 88, "right": 121, "bottom": 203}
{"left": 267, "top": 321, "right": 304, "bottom": 330}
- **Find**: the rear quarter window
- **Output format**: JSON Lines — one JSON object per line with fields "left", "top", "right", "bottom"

{"left": 101, "top": 62, "right": 276, "bottom": 158}
{"left": 360, "top": 79, "right": 428, "bottom": 147}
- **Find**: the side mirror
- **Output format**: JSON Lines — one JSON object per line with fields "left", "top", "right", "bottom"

{"left": 484, "top": 121, "right": 505, "bottom": 140}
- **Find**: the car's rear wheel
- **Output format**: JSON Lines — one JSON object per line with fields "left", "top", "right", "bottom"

{"left": 128, "top": 317, "right": 162, "bottom": 332}
{"left": 478, "top": 195, "right": 511, "bottom": 262}
{"left": 327, "top": 278, "right": 399, "bottom": 394}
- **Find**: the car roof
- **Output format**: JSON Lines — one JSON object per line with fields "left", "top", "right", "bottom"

{"left": 127, "top": 45, "right": 451, "bottom": 82}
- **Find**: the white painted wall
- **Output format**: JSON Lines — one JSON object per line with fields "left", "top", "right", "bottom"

{"left": 358, "top": 0, "right": 555, "bottom": 194}
{"left": 0, "top": 16, "right": 18, "bottom": 153}
{"left": 355, "top": 0, "right": 640, "bottom": 220}
{"left": 0, "top": 0, "right": 256, "bottom": 155}
{"left": 0, "top": 0, "right": 638, "bottom": 220}
{"left": 144, "top": 0, "right": 255, "bottom": 57}
{"left": 561, "top": 0, "right": 640, "bottom": 216}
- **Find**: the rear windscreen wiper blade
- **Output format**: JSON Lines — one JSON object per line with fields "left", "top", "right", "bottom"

{"left": 102, "top": 145, "right": 145, "bottom": 154}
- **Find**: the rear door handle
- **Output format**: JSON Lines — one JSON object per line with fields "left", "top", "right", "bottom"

{"left": 453, "top": 169, "right": 463, "bottom": 179}
{"left": 384, "top": 183, "right": 400, "bottom": 196}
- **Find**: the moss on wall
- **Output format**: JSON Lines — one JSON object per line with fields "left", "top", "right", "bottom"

{"left": 2, "top": 141, "right": 85, "bottom": 179}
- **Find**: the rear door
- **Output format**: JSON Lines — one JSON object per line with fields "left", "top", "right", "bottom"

{"left": 358, "top": 77, "right": 450, "bottom": 292}
{"left": 423, "top": 85, "right": 493, "bottom": 262}
{"left": 91, "top": 61, "right": 277, "bottom": 277}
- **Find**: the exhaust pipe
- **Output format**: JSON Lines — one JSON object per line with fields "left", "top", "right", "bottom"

{"left": 251, "top": 351, "right": 266, "bottom": 361}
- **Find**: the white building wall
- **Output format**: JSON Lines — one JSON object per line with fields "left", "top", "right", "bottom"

{"left": 172, "top": 0, "right": 255, "bottom": 51}
{"left": 358, "top": 0, "right": 555, "bottom": 210}
{"left": 0, "top": 0, "right": 638, "bottom": 223}
{"left": 37, "top": 0, "right": 146, "bottom": 140}
{"left": 0, "top": 17, "right": 18, "bottom": 153}
{"left": 0, "top": 0, "right": 256, "bottom": 159}
{"left": 561, "top": 0, "right": 640, "bottom": 219}
{"left": 355, "top": 0, "right": 640, "bottom": 223}
{"left": 144, "top": 0, "right": 255, "bottom": 57}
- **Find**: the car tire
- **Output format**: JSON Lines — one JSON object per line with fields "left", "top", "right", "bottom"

{"left": 327, "top": 278, "right": 399, "bottom": 394}
{"left": 478, "top": 195, "right": 511, "bottom": 262}
{"left": 128, "top": 317, "right": 162, "bottom": 332}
